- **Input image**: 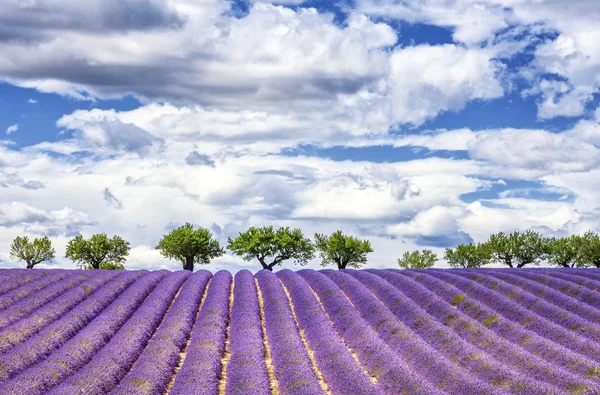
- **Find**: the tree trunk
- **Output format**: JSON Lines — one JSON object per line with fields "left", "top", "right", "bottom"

{"left": 26, "top": 261, "right": 34, "bottom": 269}
{"left": 184, "top": 256, "right": 194, "bottom": 271}
{"left": 337, "top": 260, "right": 346, "bottom": 270}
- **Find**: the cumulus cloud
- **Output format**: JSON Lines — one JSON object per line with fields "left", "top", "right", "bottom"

{"left": 5, "top": 124, "right": 18, "bottom": 135}
{"left": 389, "top": 45, "right": 504, "bottom": 125}
{"left": 57, "top": 112, "right": 163, "bottom": 155}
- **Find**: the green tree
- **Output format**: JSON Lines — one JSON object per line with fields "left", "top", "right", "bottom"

{"left": 576, "top": 231, "right": 600, "bottom": 268}
{"left": 545, "top": 235, "right": 586, "bottom": 268}
{"left": 84, "top": 261, "right": 125, "bottom": 270}
{"left": 397, "top": 249, "right": 437, "bottom": 269}
{"left": 227, "top": 226, "right": 314, "bottom": 271}
{"left": 483, "top": 230, "right": 546, "bottom": 268}
{"left": 66, "top": 234, "right": 130, "bottom": 270}
{"left": 9, "top": 236, "right": 55, "bottom": 269}
{"left": 444, "top": 243, "right": 491, "bottom": 268}
{"left": 156, "top": 223, "right": 224, "bottom": 271}
{"left": 314, "top": 230, "right": 373, "bottom": 269}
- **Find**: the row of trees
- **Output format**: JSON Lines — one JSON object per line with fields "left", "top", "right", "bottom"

{"left": 9, "top": 227, "right": 600, "bottom": 271}
{"left": 397, "top": 230, "right": 600, "bottom": 269}
{"left": 9, "top": 225, "right": 374, "bottom": 272}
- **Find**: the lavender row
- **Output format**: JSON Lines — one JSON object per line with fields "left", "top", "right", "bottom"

{"left": 495, "top": 270, "right": 600, "bottom": 322}
{"left": 0, "top": 270, "right": 142, "bottom": 383}
{"left": 440, "top": 269, "right": 600, "bottom": 360}
{"left": 278, "top": 270, "right": 381, "bottom": 394}
{"left": 224, "top": 270, "right": 271, "bottom": 395}
{"left": 346, "top": 270, "right": 557, "bottom": 394}
{"left": 298, "top": 269, "right": 443, "bottom": 395}
{"left": 0, "top": 270, "right": 46, "bottom": 296}
{"left": 0, "top": 271, "right": 167, "bottom": 395}
{"left": 453, "top": 269, "right": 600, "bottom": 334}
{"left": 374, "top": 269, "right": 600, "bottom": 393}
{"left": 410, "top": 271, "right": 600, "bottom": 379}
{"left": 324, "top": 269, "right": 517, "bottom": 395}
{"left": 254, "top": 270, "right": 325, "bottom": 395}
{"left": 46, "top": 270, "right": 190, "bottom": 395}
{"left": 109, "top": 270, "right": 212, "bottom": 395}
{"left": 168, "top": 270, "right": 232, "bottom": 395}
{"left": 0, "top": 270, "right": 69, "bottom": 311}
{"left": 539, "top": 270, "right": 600, "bottom": 295}
{"left": 0, "top": 272, "right": 90, "bottom": 330}
{"left": 0, "top": 270, "right": 118, "bottom": 353}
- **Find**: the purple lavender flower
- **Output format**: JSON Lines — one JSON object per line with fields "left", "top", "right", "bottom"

{"left": 168, "top": 270, "right": 232, "bottom": 395}
{"left": 46, "top": 270, "right": 190, "bottom": 395}
{"left": 224, "top": 270, "right": 271, "bottom": 395}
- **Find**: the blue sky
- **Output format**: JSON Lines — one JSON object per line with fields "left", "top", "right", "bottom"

{"left": 1, "top": 0, "right": 600, "bottom": 271}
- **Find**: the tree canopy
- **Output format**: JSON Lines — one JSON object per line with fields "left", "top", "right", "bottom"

{"left": 156, "top": 223, "right": 224, "bottom": 271}
{"left": 397, "top": 249, "right": 437, "bottom": 269}
{"left": 444, "top": 243, "right": 491, "bottom": 268}
{"left": 9, "top": 236, "right": 55, "bottom": 269}
{"left": 545, "top": 235, "right": 585, "bottom": 268}
{"left": 227, "top": 226, "right": 314, "bottom": 271}
{"left": 314, "top": 230, "right": 373, "bottom": 269}
{"left": 65, "top": 234, "right": 130, "bottom": 270}
{"left": 483, "top": 230, "right": 546, "bottom": 268}
{"left": 576, "top": 231, "right": 600, "bottom": 268}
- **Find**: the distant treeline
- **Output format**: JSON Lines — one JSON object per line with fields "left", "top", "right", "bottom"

{"left": 7, "top": 226, "right": 600, "bottom": 271}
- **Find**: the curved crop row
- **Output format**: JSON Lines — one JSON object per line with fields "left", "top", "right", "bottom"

{"left": 168, "top": 270, "right": 232, "bottom": 395}
{"left": 0, "top": 271, "right": 142, "bottom": 382}
{"left": 109, "top": 270, "right": 211, "bottom": 395}
{"left": 0, "top": 270, "right": 167, "bottom": 395}
{"left": 255, "top": 270, "right": 325, "bottom": 395}
{"left": 46, "top": 271, "right": 190, "bottom": 394}
{"left": 0, "top": 268, "right": 599, "bottom": 394}
{"left": 224, "top": 270, "right": 271, "bottom": 395}
{"left": 278, "top": 269, "right": 381, "bottom": 395}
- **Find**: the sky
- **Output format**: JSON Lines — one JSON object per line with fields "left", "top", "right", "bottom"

{"left": 1, "top": 0, "right": 600, "bottom": 272}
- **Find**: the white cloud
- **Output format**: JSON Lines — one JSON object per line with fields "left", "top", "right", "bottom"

{"left": 5, "top": 124, "right": 18, "bottom": 135}
{"left": 27, "top": 98, "right": 37, "bottom": 104}
{"left": 389, "top": 45, "right": 504, "bottom": 125}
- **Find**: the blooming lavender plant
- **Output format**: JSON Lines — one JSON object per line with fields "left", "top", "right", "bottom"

{"left": 0, "top": 270, "right": 69, "bottom": 311}
{"left": 108, "top": 270, "right": 212, "bottom": 395}
{"left": 0, "top": 270, "right": 118, "bottom": 353}
{"left": 399, "top": 269, "right": 600, "bottom": 386}
{"left": 45, "top": 270, "right": 190, "bottom": 395}
{"left": 254, "top": 269, "right": 325, "bottom": 395}
{"left": 0, "top": 270, "right": 141, "bottom": 382}
{"left": 370, "top": 269, "right": 600, "bottom": 393}
{"left": 298, "top": 269, "right": 443, "bottom": 395}
{"left": 224, "top": 270, "right": 271, "bottom": 395}
{"left": 0, "top": 272, "right": 90, "bottom": 330}
{"left": 323, "top": 269, "right": 520, "bottom": 395}
{"left": 0, "top": 270, "right": 167, "bottom": 395}
{"left": 168, "top": 270, "right": 232, "bottom": 395}
{"left": 0, "top": 269, "right": 46, "bottom": 296}
{"left": 277, "top": 269, "right": 381, "bottom": 395}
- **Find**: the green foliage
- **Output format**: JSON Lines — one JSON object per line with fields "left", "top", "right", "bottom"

{"left": 576, "top": 231, "right": 600, "bottom": 268}
{"left": 397, "top": 249, "right": 437, "bottom": 269}
{"left": 227, "top": 226, "right": 314, "bottom": 271}
{"left": 483, "top": 230, "right": 546, "bottom": 268}
{"left": 66, "top": 234, "right": 130, "bottom": 270}
{"left": 444, "top": 243, "right": 491, "bottom": 268}
{"left": 155, "top": 223, "right": 224, "bottom": 271}
{"left": 314, "top": 230, "right": 373, "bottom": 269}
{"left": 545, "top": 235, "right": 587, "bottom": 268}
{"left": 83, "top": 261, "right": 125, "bottom": 270}
{"left": 9, "top": 236, "right": 55, "bottom": 269}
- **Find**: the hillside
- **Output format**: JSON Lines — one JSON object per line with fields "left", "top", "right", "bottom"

{"left": 0, "top": 268, "right": 599, "bottom": 394}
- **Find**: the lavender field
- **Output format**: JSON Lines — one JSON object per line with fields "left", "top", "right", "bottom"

{"left": 0, "top": 268, "right": 599, "bottom": 394}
